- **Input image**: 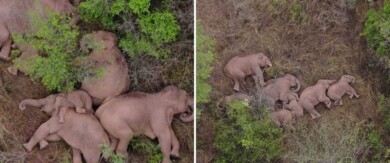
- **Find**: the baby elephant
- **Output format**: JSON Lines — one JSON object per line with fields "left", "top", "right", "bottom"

{"left": 96, "top": 85, "right": 193, "bottom": 163}
{"left": 269, "top": 109, "right": 295, "bottom": 132}
{"left": 327, "top": 75, "right": 360, "bottom": 106}
{"left": 19, "top": 90, "right": 93, "bottom": 123}
{"left": 285, "top": 93, "right": 304, "bottom": 118}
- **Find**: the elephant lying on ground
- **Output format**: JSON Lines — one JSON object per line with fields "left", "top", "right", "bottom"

{"left": 224, "top": 53, "right": 272, "bottom": 92}
{"left": 299, "top": 79, "right": 336, "bottom": 119}
{"left": 262, "top": 74, "right": 301, "bottom": 106}
{"left": 269, "top": 108, "right": 295, "bottom": 132}
{"left": 285, "top": 93, "right": 304, "bottom": 118}
{"left": 22, "top": 107, "right": 109, "bottom": 163}
{"left": 0, "top": 0, "right": 79, "bottom": 61}
{"left": 216, "top": 93, "right": 254, "bottom": 109}
{"left": 80, "top": 31, "right": 130, "bottom": 105}
{"left": 327, "top": 75, "right": 360, "bottom": 106}
{"left": 19, "top": 90, "right": 93, "bottom": 123}
{"left": 95, "top": 85, "right": 193, "bottom": 163}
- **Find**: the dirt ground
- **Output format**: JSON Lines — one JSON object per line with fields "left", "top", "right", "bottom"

{"left": 197, "top": 0, "right": 387, "bottom": 162}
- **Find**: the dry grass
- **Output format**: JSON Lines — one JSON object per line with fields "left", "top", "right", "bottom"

{"left": 197, "top": 0, "right": 384, "bottom": 161}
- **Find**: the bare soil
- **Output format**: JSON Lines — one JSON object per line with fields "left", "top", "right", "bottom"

{"left": 197, "top": 0, "right": 387, "bottom": 162}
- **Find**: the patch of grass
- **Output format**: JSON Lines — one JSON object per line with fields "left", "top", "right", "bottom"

{"left": 129, "top": 137, "right": 163, "bottom": 163}
{"left": 214, "top": 100, "right": 283, "bottom": 162}
{"left": 196, "top": 22, "right": 215, "bottom": 104}
{"left": 284, "top": 120, "right": 369, "bottom": 162}
{"left": 378, "top": 94, "right": 390, "bottom": 132}
{"left": 290, "top": 2, "right": 307, "bottom": 24}
{"left": 60, "top": 150, "right": 72, "bottom": 163}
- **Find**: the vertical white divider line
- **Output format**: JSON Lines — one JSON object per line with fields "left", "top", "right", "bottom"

{"left": 193, "top": 0, "right": 197, "bottom": 162}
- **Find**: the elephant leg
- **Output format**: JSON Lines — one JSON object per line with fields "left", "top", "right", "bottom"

{"left": 58, "top": 107, "right": 67, "bottom": 123}
{"left": 75, "top": 106, "right": 86, "bottom": 114}
{"left": 24, "top": 121, "right": 52, "bottom": 151}
{"left": 39, "top": 133, "right": 62, "bottom": 149}
{"left": 72, "top": 147, "right": 83, "bottom": 163}
{"left": 252, "top": 66, "right": 266, "bottom": 87}
{"left": 252, "top": 75, "right": 260, "bottom": 91}
{"left": 339, "top": 99, "right": 344, "bottom": 105}
{"left": 319, "top": 96, "right": 331, "bottom": 108}
{"left": 0, "top": 24, "right": 11, "bottom": 61}
{"left": 156, "top": 130, "right": 173, "bottom": 163}
{"left": 39, "top": 140, "right": 49, "bottom": 150}
{"left": 233, "top": 78, "right": 240, "bottom": 92}
{"left": 109, "top": 135, "right": 119, "bottom": 152}
{"left": 238, "top": 77, "right": 246, "bottom": 89}
{"left": 347, "top": 86, "right": 360, "bottom": 99}
{"left": 170, "top": 128, "right": 180, "bottom": 158}
{"left": 116, "top": 135, "right": 132, "bottom": 159}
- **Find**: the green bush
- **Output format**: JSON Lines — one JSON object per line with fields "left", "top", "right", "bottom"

{"left": 214, "top": 100, "right": 283, "bottom": 162}
{"left": 363, "top": 1, "right": 390, "bottom": 57}
{"left": 129, "top": 137, "right": 163, "bottom": 163}
{"left": 196, "top": 22, "right": 215, "bottom": 104}
{"left": 102, "top": 144, "right": 125, "bottom": 163}
{"left": 78, "top": 0, "right": 180, "bottom": 58}
{"left": 13, "top": 12, "right": 81, "bottom": 92}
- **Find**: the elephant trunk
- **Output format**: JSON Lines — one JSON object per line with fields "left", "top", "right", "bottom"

{"left": 19, "top": 99, "right": 44, "bottom": 111}
{"left": 292, "top": 78, "right": 301, "bottom": 93}
{"left": 180, "top": 98, "right": 194, "bottom": 122}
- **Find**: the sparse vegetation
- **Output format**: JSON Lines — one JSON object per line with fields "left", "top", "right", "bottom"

{"left": 102, "top": 144, "right": 125, "bottom": 163}
{"left": 129, "top": 137, "right": 163, "bottom": 163}
{"left": 214, "top": 100, "right": 283, "bottom": 162}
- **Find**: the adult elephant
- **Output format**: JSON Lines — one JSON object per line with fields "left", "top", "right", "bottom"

{"left": 0, "top": 0, "right": 79, "bottom": 61}
{"left": 95, "top": 85, "right": 193, "bottom": 163}
{"left": 224, "top": 53, "right": 272, "bottom": 92}
{"left": 80, "top": 31, "right": 130, "bottom": 105}
{"left": 299, "top": 79, "right": 336, "bottom": 119}
{"left": 262, "top": 74, "right": 301, "bottom": 106}
{"left": 21, "top": 107, "right": 109, "bottom": 163}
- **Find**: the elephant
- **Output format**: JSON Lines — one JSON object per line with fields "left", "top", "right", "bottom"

{"left": 216, "top": 93, "right": 254, "bottom": 109}
{"left": 19, "top": 90, "right": 93, "bottom": 123}
{"left": 95, "top": 85, "right": 194, "bottom": 163}
{"left": 262, "top": 74, "right": 301, "bottom": 106}
{"left": 285, "top": 93, "right": 303, "bottom": 118}
{"left": 0, "top": 0, "right": 79, "bottom": 61}
{"left": 327, "top": 75, "right": 360, "bottom": 106}
{"left": 299, "top": 79, "right": 337, "bottom": 119}
{"left": 80, "top": 31, "right": 130, "bottom": 105}
{"left": 224, "top": 53, "right": 272, "bottom": 92}
{"left": 6, "top": 43, "right": 38, "bottom": 75}
{"left": 269, "top": 108, "right": 295, "bottom": 132}
{"left": 21, "top": 107, "right": 109, "bottom": 163}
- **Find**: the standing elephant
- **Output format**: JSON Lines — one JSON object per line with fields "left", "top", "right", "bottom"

{"left": 21, "top": 107, "right": 109, "bottom": 163}
{"left": 262, "top": 74, "right": 301, "bottom": 106}
{"left": 269, "top": 108, "right": 295, "bottom": 132}
{"left": 80, "top": 31, "right": 130, "bottom": 105}
{"left": 299, "top": 79, "right": 336, "bottom": 119}
{"left": 19, "top": 90, "right": 93, "bottom": 123}
{"left": 95, "top": 85, "right": 194, "bottom": 163}
{"left": 0, "top": 0, "right": 79, "bottom": 61}
{"left": 224, "top": 53, "right": 272, "bottom": 92}
{"left": 327, "top": 75, "right": 360, "bottom": 106}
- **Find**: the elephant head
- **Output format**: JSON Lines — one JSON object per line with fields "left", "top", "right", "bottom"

{"left": 256, "top": 53, "right": 272, "bottom": 68}
{"left": 284, "top": 74, "right": 301, "bottom": 92}
{"left": 340, "top": 75, "right": 355, "bottom": 84}
{"left": 160, "top": 86, "right": 194, "bottom": 122}
{"left": 19, "top": 95, "right": 57, "bottom": 115}
{"left": 317, "top": 79, "right": 337, "bottom": 88}
{"left": 287, "top": 92, "right": 299, "bottom": 101}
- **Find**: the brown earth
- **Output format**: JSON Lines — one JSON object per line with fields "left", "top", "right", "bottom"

{"left": 197, "top": 0, "right": 386, "bottom": 162}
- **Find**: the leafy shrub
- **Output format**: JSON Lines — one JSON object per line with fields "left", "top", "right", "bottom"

{"left": 129, "top": 137, "right": 163, "bottom": 163}
{"left": 78, "top": 0, "right": 180, "bottom": 58}
{"left": 13, "top": 12, "right": 81, "bottom": 92}
{"left": 363, "top": 1, "right": 390, "bottom": 57}
{"left": 196, "top": 22, "right": 215, "bottom": 104}
{"left": 214, "top": 100, "right": 283, "bottom": 162}
{"left": 102, "top": 144, "right": 125, "bottom": 163}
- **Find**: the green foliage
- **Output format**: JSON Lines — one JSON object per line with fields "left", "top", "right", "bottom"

{"left": 102, "top": 144, "right": 125, "bottom": 163}
{"left": 290, "top": 3, "right": 307, "bottom": 23}
{"left": 129, "top": 137, "right": 163, "bottom": 163}
{"left": 137, "top": 12, "right": 180, "bottom": 46}
{"left": 196, "top": 22, "right": 215, "bottom": 104}
{"left": 78, "top": 0, "right": 180, "bottom": 58}
{"left": 378, "top": 94, "right": 390, "bottom": 132}
{"left": 214, "top": 100, "right": 283, "bottom": 162}
{"left": 363, "top": 1, "right": 390, "bottom": 57}
{"left": 60, "top": 150, "right": 72, "bottom": 163}
{"left": 13, "top": 12, "right": 80, "bottom": 92}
